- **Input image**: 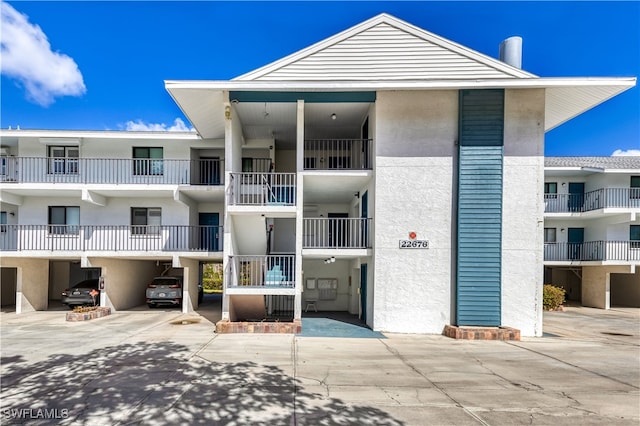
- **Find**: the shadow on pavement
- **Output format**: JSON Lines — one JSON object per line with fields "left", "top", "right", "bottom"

{"left": 0, "top": 341, "right": 402, "bottom": 425}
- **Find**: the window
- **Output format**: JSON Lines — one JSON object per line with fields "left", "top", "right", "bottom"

{"left": 631, "top": 176, "right": 640, "bottom": 199}
{"left": 131, "top": 208, "right": 161, "bottom": 235}
{"left": 631, "top": 225, "right": 640, "bottom": 249}
{"left": 48, "top": 206, "right": 79, "bottom": 234}
{"left": 544, "top": 182, "right": 557, "bottom": 196}
{"left": 0, "top": 211, "right": 6, "bottom": 232}
{"left": 48, "top": 146, "right": 79, "bottom": 175}
{"left": 133, "top": 147, "right": 163, "bottom": 175}
{"left": 242, "top": 157, "right": 254, "bottom": 172}
{"left": 544, "top": 228, "right": 556, "bottom": 243}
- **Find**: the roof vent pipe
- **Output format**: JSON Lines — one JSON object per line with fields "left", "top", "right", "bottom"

{"left": 499, "top": 36, "right": 523, "bottom": 69}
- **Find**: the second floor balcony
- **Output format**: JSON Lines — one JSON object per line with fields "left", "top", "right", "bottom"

{"left": 0, "top": 225, "right": 223, "bottom": 253}
{"left": 545, "top": 188, "right": 640, "bottom": 213}
{"left": 0, "top": 157, "right": 224, "bottom": 185}
{"left": 303, "top": 218, "right": 372, "bottom": 248}
{"left": 544, "top": 240, "right": 640, "bottom": 262}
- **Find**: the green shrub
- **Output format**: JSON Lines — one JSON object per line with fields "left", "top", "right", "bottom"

{"left": 202, "top": 263, "right": 223, "bottom": 292}
{"left": 543, "top": 285, "right": 566, "bottom": 311}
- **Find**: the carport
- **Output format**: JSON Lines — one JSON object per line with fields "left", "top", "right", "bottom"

{"left": 85, "top": 257, "right": 202, "bottom": 313}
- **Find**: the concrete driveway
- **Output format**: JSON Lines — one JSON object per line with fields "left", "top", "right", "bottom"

{"left": 1, "top": 305, "right": 638, "bottom": 425}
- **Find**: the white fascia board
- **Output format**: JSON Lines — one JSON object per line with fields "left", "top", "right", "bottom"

{"left": 0, "top": 129, "right": 200, "bottom": 140}
{"left": 165, "top": 77, "right": 635, "bottom": 92}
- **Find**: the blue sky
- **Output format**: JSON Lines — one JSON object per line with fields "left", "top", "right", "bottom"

{"left": 1, "top": 1, "right": 638, "bottom": 156}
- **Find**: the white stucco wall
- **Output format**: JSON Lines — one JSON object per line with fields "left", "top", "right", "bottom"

{"left": 16, "top": 135, "right": 196, "bottom": 160}
{"left": 501, "top": 89, "right": 545, "bottom": 337}
{"left": 18, "top": 196, "right": 189, "bottom": 226}
{"left": 302, "top": 259, "right": 352, "bottom": 311}
{"left": 373, "top": 90, "right": 457, "bottom": 333}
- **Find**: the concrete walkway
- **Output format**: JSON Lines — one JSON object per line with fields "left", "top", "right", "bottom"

{"left": 1, "top": 306, "right": 638, "bottom": 425}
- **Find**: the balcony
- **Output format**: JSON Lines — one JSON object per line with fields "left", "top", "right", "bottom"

{"left": 544, "top": 188, "right": 640, "bottom": 213}
{"left": 544, "top": 241, "right": 640, "bottom": 262}
{"left": 228, "top": 173, "right": 296, "bottom": 206}
{"left": 304, "top": 139, "right": 372, "bottom": 170}
{"left": 303, "top": 218, "right": 372, "bottom": 248}
{"left": 0, "top": 225, "right": 223, "bottom": 252}
{"left": 0, "top": 157, "right": 224, "bottom": 185}
{"left": 227, "top": 255, "right": 295, "bottom": 288}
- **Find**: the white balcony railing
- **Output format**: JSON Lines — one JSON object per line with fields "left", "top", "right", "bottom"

{"left": 545, "top": 188, "right": 640, "bottom": 213}
{"left": 228, "top": 173, "right": 296, "bottom": 206}
{"left": 304, "top": 139, "right": 372, "bottom": 170}
{"left": 544, "top": 240, "right": 640, "bottom": 262}
{"left": 0, "top": 225, "right": 223, "bottom": 252}
{"left": 0, "top": 157, "right": 224, "bottom": 185}
{"left": 303, "top": 218, "right": 372, "bottom": 248}
{"left": 227, "top": 255, "right": 295, "bottom": 288}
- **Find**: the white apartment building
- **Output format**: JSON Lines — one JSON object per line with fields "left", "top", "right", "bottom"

{"left": 0, "top": 14, "right": 635, "bottom": 336}
{"left": 544, "top": 157, "right": 640, "bottom": 308}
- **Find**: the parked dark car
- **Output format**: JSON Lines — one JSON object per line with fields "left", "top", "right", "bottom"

{"left": 61, "top": 279, "right": 100, "bottom": 308}
{"left": 146, "top": 276, "right": 182, "bottom": 308}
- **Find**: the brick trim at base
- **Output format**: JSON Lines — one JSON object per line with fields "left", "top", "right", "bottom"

{"left": 443, "top": 325, "right": 520, "bottom": 341}
{"left": 216, "top": 320, "right": 302, "bottom": 334}
{"left": 66, "top": 307, "right": 112, "bottom": 322}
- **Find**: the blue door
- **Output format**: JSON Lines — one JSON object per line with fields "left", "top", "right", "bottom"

{"left": 568, "top": 183, "right": 585, "bottom": 212}
{"left": 568, "top": 228, "right": 584, "bottom": 260}
{"left": 199, "top": 213, "right": 219, "bottom": 251}
{"left": 360, "top": 264, "right": 367, "bottom": 322}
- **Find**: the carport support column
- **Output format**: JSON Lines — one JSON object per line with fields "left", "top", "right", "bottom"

{"left": 582, "top": 267, "right": 610, "bottom": 309}
{"left": 179, "top": 257, "right": 199, "bottom": 313}
{"left": 14, "top": 259, "right": 49, "bottom": 313}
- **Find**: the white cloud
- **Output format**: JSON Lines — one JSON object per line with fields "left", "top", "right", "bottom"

{"left": 0, "top": 2, "right": 86, "bottom": 106}
{"left": 124, "top": 118, "right": 195, "bottom": 132}
{"left": 611, "top": 149, "right": 640, "bottom": 157}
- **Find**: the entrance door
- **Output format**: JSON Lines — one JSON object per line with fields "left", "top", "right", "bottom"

{"left": 360, "top": 264, "right": 367, "bottom": 322}
{"left": 328, "top": 213, "right": 348, "bottom": 247}
{"left": 568, "top": 183, "right": 585, "bottom": 212}
{"left": 199, "top": 213, "right": 219, "bottom": 251}
{"left": 568, "top": 228, "right": 584, "bottom": 260}
{"left": 199, "top": 157, "right": 220, "bottom": 185}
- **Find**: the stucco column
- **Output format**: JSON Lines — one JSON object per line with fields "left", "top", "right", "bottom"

{"left": 12, "top": 259, "right": 49, "bottom": 313}
{"left": 582, "top": 266, "right": 611, "bottom": 309}
{"left": 179, "top": 257, "right": 199, "bottom": 313}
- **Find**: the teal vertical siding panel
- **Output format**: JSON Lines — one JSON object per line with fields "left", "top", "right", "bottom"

{"left": 457, "top": 90, "right": 504, "bottom": 326}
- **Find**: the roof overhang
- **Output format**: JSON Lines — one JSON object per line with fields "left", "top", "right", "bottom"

{"left": 165, "top": 77, "right": 636, "bottom": 139}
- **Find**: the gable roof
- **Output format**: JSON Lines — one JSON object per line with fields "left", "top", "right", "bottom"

{"left": 165, "top": 13, "right": 635, "bottom": 140}
{"left": 234, "top": 13, "right": 535, "bottom": 81}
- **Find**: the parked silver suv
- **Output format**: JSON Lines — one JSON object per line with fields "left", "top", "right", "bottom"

{"left": 146, "top": 276, "right": 182, "bottom": 308}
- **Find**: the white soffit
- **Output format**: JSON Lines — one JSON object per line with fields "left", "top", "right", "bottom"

{"left": 165, "top": 77, "right": 636, "bottom": 137}
{"left": 545, "top": 83, "right": 636, "bottom": 131}
{"left": 165, "top": 88, "right": 225, "bottom": 139}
